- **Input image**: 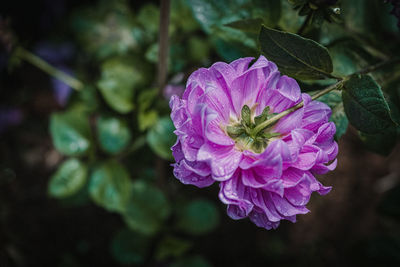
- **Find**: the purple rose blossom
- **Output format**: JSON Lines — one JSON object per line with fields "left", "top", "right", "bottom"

{"left": 170, "top": 56, "right": 338, "bottom": 229}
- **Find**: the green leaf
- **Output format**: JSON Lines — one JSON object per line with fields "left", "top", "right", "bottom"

{"left": 138, "top": 88, "right": 158, "bottom": 111}
{"left": 137, "top": 88, "right": 159, "bottom": 131}
{"left": 97, "top": 116, "right": 131, "bottom": 154}
{"left": 48, "top": 159, "right": 88, "bottom": 198}
{"left": 177, "top": 199, "right": 220, "bottom": 235}
{"left": 111, "top": 228, "right": 151, "bottom": 265}
{"left": 318, "top": 90, "right": 349, "bottom": 139}
{"left": 171, "top": 255, "right": 212, "bottom": 267}
{"left": 137, "top": 4, "right": 160, "bottom": 34}
{"left": 123, "top": 180, "right": 170, "bottom": 235}
{"left": 212, "top": 37, "right": 257, "bottom": 62}
{"left": 75, "top": 85, "right": 100, "bottom": 113}
{"left": 187, "top": 0, "right": 280, "bottom": 32}
{"left": 145, "top": 43, "right": 159, "bottom": 63}
{"left": 147, "top": 117, "right": 176, "bottom": 160}
{"left": 224, "top": 18, "right": 264, "bottom": 33}
{"left": 89, "top": 160, "right": 132, "bottom": 213}
{"left": 226, "top": 125, "right": 245, "bottom": 138}
{"left": 254, "top": 106, "right": 271, "bottom": 125}
{"left": 170, "top": 0, "right": 200, "bottom": 33}
{"left": 186, "top": 0, "right": 280, "bottom": 60}
{"left": 70, "top": 1, "right": 138, "bottom": 60}
{"left": 50, "top": 110, "right": 92, "bottom": 156}
{"left": 97, "top": 58, "right": 142, "bottom": 114}
{"left": 259, "top": 26, "right": 333, "bottom": 80}
{"left": 155, "top": 236, "right": 192, "bottom": 261}
{"left": 188, "top": 37, "right": 211, "bottom": 62}
{"left": 138, "top": 110, "right": 158, "bottom": 131}
{"left": 241, "top": 105, "right": 252, "bottom": 127}
{"left": 342, "top": 74, "right": 396, "bottom": 134}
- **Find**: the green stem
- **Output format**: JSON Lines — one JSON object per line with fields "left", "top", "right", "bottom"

{"left": 15, "top": 46, "right": 84, "bottom": 91}
{"left": 251, "top": 78, "right": 346, "bottom": 136}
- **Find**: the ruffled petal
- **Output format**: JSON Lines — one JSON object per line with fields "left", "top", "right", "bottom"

{"left": 259, "top": 74, "right": 302, "bottom": 114}
{"left": 230, "top": 56, "right": 275, "bottom": 115}
{"left": 229, "top": 57, "right": 254, "bottom": 74}
{"left": 249, "top": 211, "right": 280, "bottom": 230}
{"left": 271, "top": 193, "right": 310, "bottom": 217}
{"left": 302, "top": 100, "right": 332, "bottom": 132}
{"left": 250, "top": 190, "right": 283, "bottom": 222}
{"left": 219, "top": 171, "right": 254, "bottom": 219}
{"left": 171, "top": 141, "right": 214, "bottom": 188}
{"left": 173, "top": 160, "right": 214, "bottom": 188}
{"left": 197, "top": 142, "right": 242, "bottom": 181}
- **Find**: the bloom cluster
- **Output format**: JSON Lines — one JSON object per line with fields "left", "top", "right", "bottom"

{"left": 170, "top": 56, "right": 337, "bottom": 229}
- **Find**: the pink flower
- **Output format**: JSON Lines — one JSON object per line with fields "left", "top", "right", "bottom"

{"left": 170, "top": 56, "right": 337, "bottom": 229}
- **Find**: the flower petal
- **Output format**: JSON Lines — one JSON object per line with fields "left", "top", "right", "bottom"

{"left": 198, "top": 142, "right": 242, "bottom": 181}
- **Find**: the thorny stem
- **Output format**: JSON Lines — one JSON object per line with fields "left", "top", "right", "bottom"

{"left": 15, "top": 47, "right": 84, "bottom": 91}
{"left": 251, "top": 78, "right": 347, "bottom": 137}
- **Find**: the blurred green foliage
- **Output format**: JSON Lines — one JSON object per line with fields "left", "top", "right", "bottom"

{"left": 111, "top": 228, "right": 151, "bottom": 265}
{"left": 176, "top": 199, "right": 220, "bottom": 235}
{"left": 48, "top": 158, "right": 88, "bottom": 198}
{"left": 96, "top": 115, "right": 132, "bottom": 154}
{"left": 147, "top": 116, "right": 176, "bottom": 160}
{"left": 50, "top": 110, "right": 93, "bottom": 156}
{"left": 89, "top": 160, "right": 132, "bottom": 213}
{"left": 123, "top": 180, "right": 170, "bottom": 235}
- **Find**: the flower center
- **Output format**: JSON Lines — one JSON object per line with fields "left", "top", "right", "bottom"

{"left": 225, "top": 105, "right": 281, "bottom": 153}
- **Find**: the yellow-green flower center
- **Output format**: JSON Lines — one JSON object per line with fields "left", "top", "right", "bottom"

{"left": 225, "top": 105, "right": 280, "bottom": 153}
